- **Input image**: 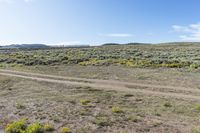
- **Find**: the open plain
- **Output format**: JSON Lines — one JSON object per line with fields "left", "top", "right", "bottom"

{"left": 1, "top": 44, "right": 200, "bottom": 133}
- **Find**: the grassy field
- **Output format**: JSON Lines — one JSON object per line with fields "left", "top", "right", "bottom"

{"left": 1, "top": 44, "right": 200, "bottom": 133}
{"left": 1, "top": 43, "right": 200, "bottom": 69}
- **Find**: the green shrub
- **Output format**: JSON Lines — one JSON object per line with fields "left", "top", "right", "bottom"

{"left": 80, "top": 99, "right": 90, "bottom": 105}
{"left": 124, "top": 94, "right": 134, "bottom": 97}
{"left": 5, "top": 120, "right": 55, "bottom": 133}
{"left": 59, "top": 127, "right": 71, "bottom": 133}
{"left": 10, "top": 64, "right": 17, "bottom": 67}
{"left": 192, "top": 126, "right": 200, "bottom": 133}
{"left": 190, "top": 64, "right": 199, "bottom": 69}
{"left": 94, "top": 117, "right": 110, "bottom": 127}
{"left": 0, "top": 64, "right": 3, "bottom": 67}
{"left": 112, "top": 106, "right": 124, "bottom": 113}
{"left": 163, "top": 102, "right": 172, "bottom": 107}
{"left": 16, "top": 102, "right": 26, "bottom": 110}
{"left": 126, "top": 61, "right": 135, "bottom": 67}
{"left": 25, "top": 122, "right": 44, "bottom": 133}
{"left": 5, "top": 119, "right": 27, "bottom": 133}
{"left": 43, "top": 123, "right": 54, "bottom": 132}
{"left": 195, "top": 104, "right": 200, "bottom": 112}
{"left": 127, "top": 115, "right": 141, "bottom": 122}
{"left": 161, "top": 63, "right": 182, "bottom": 68}
{"left": 120, "top": 130, "right": 127, "bottom": 133}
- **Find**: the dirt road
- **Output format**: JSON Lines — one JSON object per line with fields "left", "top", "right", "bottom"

{"left": 0, "top": 69, "right": 200, "bottom": 101}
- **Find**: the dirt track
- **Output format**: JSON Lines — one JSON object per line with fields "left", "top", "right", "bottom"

{"left": 0, "top": 69, "right": 200, "bottom": 101}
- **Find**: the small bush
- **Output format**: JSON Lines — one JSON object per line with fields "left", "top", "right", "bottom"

{"left": 0, "top": 64, "right": 3, "bottom": 68}
{"left": 43, "top": 123, "right": 54, "bottom": 132}
{"left": 94, "top": 117, "right": 110, "bottom": 127}
{"left": 192, "top": 126, "right": 200, "bottom": 133}
{"left": 80, "top": 99, "right": 90, "bottom": 105}
{"left": 120, "top": 130, "right": 127, "bottom": 133}
{"left": 5, "top": 120, "right": 55, "bottom": 133}
{"left": 190, "top": 64, "right": 199, "bottom": 69}
{"left": 112, "top": 106, "right": 124, "bottom": 113}
{"left": 59, "top": 127, "right": 71, "bottom": 133}
{"left": 163, "top": 102, "right": 172, "bottom": 107}
{"left": 124, "top": 94, "right": 134, "bottom": 97}
{"left": 5, "top": 119, "right": 27, "bottom": 133}
{"left": 127, "top": 115, "right": 141, "bottom": 122}
{"left": 16, "top": 103, "right": 26, "bottom": 110}
{"left": 25, "top": 122, "right": 44, "bottom": 133}
{"left": 194, "top": 104, "right": 200, "bottom": 112}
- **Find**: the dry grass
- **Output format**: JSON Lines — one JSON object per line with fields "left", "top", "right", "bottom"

{"left": 0, "top": 71, "right": 200, "bottom": 133}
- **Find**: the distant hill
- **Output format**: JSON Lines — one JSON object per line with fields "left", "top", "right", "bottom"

{"left": 102, "top": 42, "right": 151, "bottom": 46}
{"left": 157, "top": 42, "right": 200, "bottom": 46}
{"left": 125, "top": 42, "right": 151, "bottom": 45}
{"left": 102, "top": 42, "right": 200, "bottom": 46}
{"left": 1, "top": 42, "right": 199, "bottom": 49}
{"left": 102, "top": 43, "right": 120, "bottom": 46}
{"left": 1, "top": 44, "right": 50, "bottom": 49}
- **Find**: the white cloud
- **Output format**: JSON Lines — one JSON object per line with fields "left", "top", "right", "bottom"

{"left": 172, "top": 22, "right": 200, "bottom": 41}
{"left": 100, "top": 33, "right": 133, "bottom": 37}
{"left": 172, "top": 25, "right": 190, "bottom": 32}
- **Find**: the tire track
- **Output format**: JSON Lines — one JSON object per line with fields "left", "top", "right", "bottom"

{"left": 0, "top": 69, "right": 200, "bottom": 101}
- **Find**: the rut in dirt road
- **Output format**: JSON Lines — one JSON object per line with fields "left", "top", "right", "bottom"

{"left": 0, "top": 69, "right": 200, "bottom": 101}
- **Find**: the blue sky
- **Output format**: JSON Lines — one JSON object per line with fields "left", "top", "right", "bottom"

{"left": 0, "top": 0, "right": 200, "bottom": 45}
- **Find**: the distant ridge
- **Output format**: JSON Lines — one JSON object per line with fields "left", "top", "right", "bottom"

{"left": 157, "top": 42, "right": 200, "bottom": 45}
{"left": 102, "top": 42, "right": 151, "bottom": 46}
{"left": 0, "top": 44, "right": 91, "bottom": 49}
{"left": 102, "top": 43, "right": 120, "bottom": 46}
{"left": 0, "top": 44, "right": 50, "bottom": 49}
{"left": 1, "top": 42, "right": 200, "bottom": 49}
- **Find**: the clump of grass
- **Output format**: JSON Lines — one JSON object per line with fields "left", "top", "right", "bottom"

{"left": 120, "top": 130, "right": 127, "bottom": 133}
{"left": 5, "top": 119, "right": 55, "bottom": 133}
{"left": 0, "top": 64, "right": 4, "bottom": 68}
{"left": 43, "top": 123, "right": 54, "bottom": 132}
{"left": 79, "top": 109, "right": 90, "bottom": 116}
{"left": 127, "top": 115, "right": 141, "bottom": 122}
{"left": 190, "top": 64, "right": 199, "bottom": 69}
{"left": 192, "top": 126, "right": 200, "bottom": 133}
{"left": 80, "top": 99, "right": 91, "bottom": 105}
{"left": 94, "top": 117, "right": 110, "bottom": 127}
{"left": 51, "top": 115, "right": 60, "bottom": 123}
{"left": 152, "top": 120, "right": 162, "bottom": 127}
{"left": 194, "top": 104, "right": 200, "bottom": 112}
{"left": 16, "top": 102, "right": 26, "bottom": 110}
{"left": 59, "top": 127, "right": 71, "bottom": 133}
{"left": 26, "top": 122, "right": 44, "bottom": 133}
{"left": 10, "top": 63, "right": 18, "bottom": 67}
{"left": 163, "top": 102, "right": 172, "bottom": 107}
{"left": 5, "top": 119, "right": 27, "bottom": 133}
{"left": 124, "top": 94, "right": 134, "bottom": 97}
{"left": 112, "top": 106, "right": 124, "bottom": 113}
{"left": 154, "top": 111, "right": 161, "bottom": 116}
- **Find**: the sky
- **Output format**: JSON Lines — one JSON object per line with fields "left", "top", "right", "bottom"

{"left": 0, "top": 0, "right": 200, "bottom": 45}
